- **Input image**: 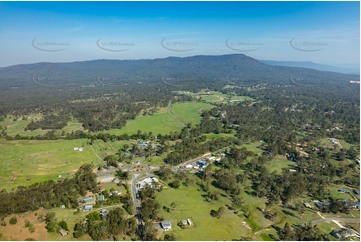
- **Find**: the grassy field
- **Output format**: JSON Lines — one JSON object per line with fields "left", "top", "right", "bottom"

{"left": 0, "top": 115, "right": 84, "bottom": 137}
{"left": 156, "top": 183, "right": 250, "bottom": 240}
{"left": 103, "top": 101, "right": 214, "bottom": 135}
{"left": 171, "top": 102, "right": 214, "bottom": 125}
{"left": 265, "top": 158, "right": 294, "bottom": 174}
{"left": 176, "top": 90, "right": 254, "bottom": 105}
{"left": 238, "top": 141, "right": 264, "bottom": 154}
{"left": 0, "top": 211, "right": 50, "bottom": 241}
{"left": 1, "top": 101, "right": 214, "bottom": 137}
{"left": 0, "top": 139, "right": 129, "bottom": 190}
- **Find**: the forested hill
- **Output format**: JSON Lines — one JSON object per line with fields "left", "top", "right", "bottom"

{"left": 0, "top": 54, "right": 358, "bottom": 89}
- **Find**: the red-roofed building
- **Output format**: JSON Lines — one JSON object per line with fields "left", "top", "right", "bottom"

{"left": 98, "top": 186, "right": 105, "bottom": 192}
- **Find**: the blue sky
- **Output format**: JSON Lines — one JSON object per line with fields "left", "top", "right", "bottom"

{"left": 0, "top": 1, "right": 359, "bottom": 67}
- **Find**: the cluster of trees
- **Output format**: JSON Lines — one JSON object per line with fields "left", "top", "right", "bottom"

{"left": 212, "top": 169, "right": 241, "bottom": 196}
{"left": 279, "top": 222, "right": 328, "bottom": 241}
{"left": 250, "top": 155, "right": 359, "bottom": 205}
{"left": 0, "top": 164, "right": 97, "bottom": 216}
{"left": 44, "top": 212, "right": 68, "bottom": 233}
{"left": 139, "top": 185, "right": 161, "bottom": 222}
{"left": 138, "top": 185, "right": 162, "bottom": 240}
{"left": 165, "top": 136, "right": 236, "bottom": 165}
{"left": 26, "top": 114, "right": 69, "bottom": 130}
{"left": 214, "top": 83, "right": 359, "bottom": 150}
{"left": 73, "top": 208, "right": 137, "bottom": 240}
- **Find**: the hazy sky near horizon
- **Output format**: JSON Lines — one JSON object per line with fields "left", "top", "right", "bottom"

{"left": 0, "top": 1, "right": 359, "bottom": 67}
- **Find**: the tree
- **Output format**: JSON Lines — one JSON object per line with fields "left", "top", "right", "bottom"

{"left": 73, "top": 223, "right": 85, "bottom": 238}
{"left": 294, "top": 223, "right": 326, "bottom": 241}
{"left": 279, "top": 222, "right": 295, "bottom": 240}
{"left": 170, "top": 202, "right": 177, "bottom": 210}
{"left": 164, "top": 234, "right": 176, "bottom": 241}
{"left": 142, "top": 221, "right": 158, "bottom": 241}
{"left": 104, "top": 155, "right": 117, "bottom": 167}
{"left": 210, "top": 207, "right": 226, "bottom": 219}
{"left": 9, "top": 216, "right": 17, "bottom": 225}
{"left": 216, "top": 207, "right": 226, "bottom": 218}
{"left": 168, "top": 180, "right": 180, "bottom": 189}
{"left": 58, "top": 220, "right": 68, "bottom": 231}
{"left": 45, "top": 212, "right": 58, "bottom": 232}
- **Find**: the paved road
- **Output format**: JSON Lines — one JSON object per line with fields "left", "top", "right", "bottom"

{"left": 312, "top": 217, "right": 360, "bottom": 238}
{"left": 311, "top": 217, "right": 360, "bottom": 225}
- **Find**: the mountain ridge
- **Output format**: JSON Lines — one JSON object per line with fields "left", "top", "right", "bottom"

{"left": 0, "top": 54, "right": 358, "bottom": 89}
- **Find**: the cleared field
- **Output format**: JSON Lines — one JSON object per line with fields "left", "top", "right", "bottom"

{"left": 104, "top": 101, "right": 214, "bottom": 135}
{"left": 0, "top": 211, "right": 49, "bottom": 241}
{"left": 0, "top": 115, "right": 84, "bottom": 137}
{"left": 171, "top": 102, "right": 214, "bottom": 125}
{"left": 264, "top": 158, "right": 294, "bottom": 174}
{"left": 0, "top": 139, "right": 127, "bottom": 190}
{"left": 156, "top": 183, "right": 250, "bottom": 240}
{"left": 176, "top": 90, "right": 254, "bottom": 105}
{"left": 238, "top": 141, "right": 264, "bottom": 154}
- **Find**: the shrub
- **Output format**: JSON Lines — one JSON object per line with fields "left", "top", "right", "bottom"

{"left": 9, "top": 216, "right": 17, "bottom": 225}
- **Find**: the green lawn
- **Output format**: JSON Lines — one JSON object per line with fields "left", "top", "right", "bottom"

{"left": 175, "top": 89, "right": 254, "bottom": 105}
{"left": 156, "top": 183, "right": 250, "bottom": 240}
{"left": 171, "top": 102, "right": 214, "bottom": 125}
{"left": 265, "top": 158, "right": 294, "bottom": 174}
{"left": 102, "top": 101, "right": 214, "bottom": 136}
{"left": 1, "top": 115, "right": 84, "bottom": 137}
{"left": 237, "top": 141, "right": 264, "bottom": 154}
{"left": 0, "top": 139, "right": 130, "bottom": 190}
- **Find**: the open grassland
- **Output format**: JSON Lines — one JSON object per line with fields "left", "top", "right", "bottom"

{"left": 237, "top": 141, "right": 264, "bottom": 154}
{"left": 0, "top": 115, "right": 84, "bottom": 137}
{"left": 104, "top": 101, "right": 214, "bottom": 135}
{"left": 0, "top": 139, "right": 129, "bottom": 190}
{"left": 176, "top": 89, "right": 254, "bottom": 105}
{"left": 2, "top": 101, "right": 214, "bottom": 137}
{"left": 319, "top": 137, "right": 354, "bottom": 150}
{"left": 0, "top": 211, "right": 50, "bottom": 241}
{"left": 264, "top": 157, "right": 294, "bottom": 174}
{"left": 156, "top": 184, "right": 250, "bottom": 240}
{"left": 171, "top": 102, "right": 214, "bottom": 125}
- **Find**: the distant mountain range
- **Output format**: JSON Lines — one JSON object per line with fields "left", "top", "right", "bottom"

{"left": 0, "top": 54, "right": 358, "bottom": 89}
{"left": 260, "top": 60, "right": 360, "bottom": 74}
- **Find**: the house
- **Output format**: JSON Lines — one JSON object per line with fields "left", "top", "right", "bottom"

{"left": 59, "top": 229, "right": 68, "bottom": 237}
{"left": 60, "top": 205, "right": 65, "bottom": 209}
{"left": 98, "top": 185, "right": 105, "bottom": 192}
{"left": 331, "top": 230, "right": 342, "bottom": 239}
{"left": 303, "top": 202, "right": 312, "bottom": 208}
{"left": 81, "top": 197, "right": 93, "bottom": 203}
{"left": 83, "top": 205, "right": 93, "bottom": 212}
{"left": 262, "top": 151, "right": 272, "bottom": 156}
{"left": 314, "top": 200, "right": 330, "bottom": 208}
{"left": 112, "top": 191, "right": 121, "bottom": 196}
{"left": 338, "top": 189, "right": 349, "bottom": 193}
{"left": 197, "top": 160, "right": 208, "bottom": 168}
{"left": 289, "top": 169, "right": 297, "bottom": 173}
{"left": 160, "top": 221, "right": 172, "bottom": 231}
{"left": 136, "top": 177, "right": 159, "bottom": 190}
{"left": 73, "top": 147, "right": 84, "bottom": 152}
{"left": 331, "top": 228, "right": 354, "bottom": 239}
{"left": 100, "top": 208, "right": 108, "bottom": 217}
{"left": 96, "top": 195, "right": 105, "bottom": 202}
{"left": 348, "top": 202, "right": 360, "bottom": 209}
{"left": 187, "top": 219, "right": 192, "bottom": 225}
{"left": 330, "top": 138, "right": 339, "bottom": 145}
{"left": 180, "top": 220, "right": 188, "bottom": 226}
